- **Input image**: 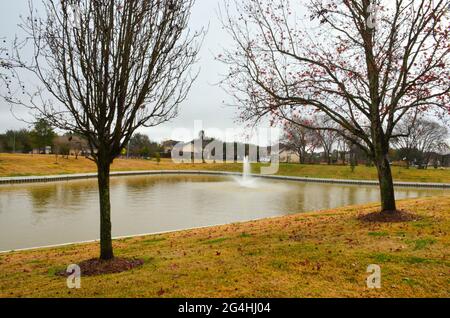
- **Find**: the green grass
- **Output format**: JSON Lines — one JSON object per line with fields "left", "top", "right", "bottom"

{"left": 0, "top": 195, "right": 449, "bottom": 298}
{"left": 368, "top": 231, "right": 389, "bottom": 237}
{"left": 142, "top": 238, "right": 166, "bottom": 245}
{"left": 412, "top": 238, "right": 436, "bottom": 250}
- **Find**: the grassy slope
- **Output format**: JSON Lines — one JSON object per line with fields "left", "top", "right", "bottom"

{"left": 1, "top": 153, "right": 450, "bottom": 183}
{"left": 0, "top": 195, "right": 449, "bottom": 298}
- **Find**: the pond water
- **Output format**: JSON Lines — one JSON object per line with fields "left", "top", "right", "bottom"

{"left": 0, "top": 174, "right": 446, "bottom": 251}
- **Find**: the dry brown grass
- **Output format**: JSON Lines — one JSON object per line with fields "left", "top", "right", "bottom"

{"left": 1, "top": 153, "right": 449, "bottom": 183}
{"left": 0, "top": 195, "right": 448, "bottom": 298}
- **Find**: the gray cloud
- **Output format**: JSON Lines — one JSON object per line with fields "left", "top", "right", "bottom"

{"left": 0, "top": 0, "right": 259, "bottom": 143}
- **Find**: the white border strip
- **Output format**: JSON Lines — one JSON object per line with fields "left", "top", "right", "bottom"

{"left": 0, "top": 170, "right": 449, "bottom": 188}
{"left": 0, "top": 215, "right": 289, "bottom": 254}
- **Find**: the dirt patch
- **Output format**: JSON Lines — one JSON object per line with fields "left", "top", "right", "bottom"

{"left": 357, "top": 210, "right": 421, "bottom": 223}
{"left": 57, "top": 257, "right": 144, "bottom": 277}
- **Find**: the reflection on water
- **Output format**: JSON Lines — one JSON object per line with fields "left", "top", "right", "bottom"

{"left": 0, "top": 174, "right": 447, "bottom": 251}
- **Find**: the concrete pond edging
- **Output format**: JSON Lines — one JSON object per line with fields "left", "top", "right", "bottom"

{"left": 0, "top": 170, "right": 449, "bottom": 188}
{"left": 0, "top": 169, "right": 448, "bottom": 253}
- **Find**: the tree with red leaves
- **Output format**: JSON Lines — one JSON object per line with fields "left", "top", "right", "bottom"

{"left": 220, "top": 0, "right": 449, "bottom": 214}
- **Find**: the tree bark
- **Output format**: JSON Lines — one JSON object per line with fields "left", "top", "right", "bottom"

{"left": 97, "top": 157, "right": 114, "bottom": 260}
{"left": 299, "top": 152, "right": 306, "bottom": 164}
{"left": 375, "top": 154, "right": 397, "bottom": 212}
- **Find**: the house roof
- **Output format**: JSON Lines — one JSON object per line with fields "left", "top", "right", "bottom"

{"left": 162, "top": 140, "right": 180, "bottom": 147}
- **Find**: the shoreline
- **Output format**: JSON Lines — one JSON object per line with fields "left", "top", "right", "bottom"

{"left": 0, "top": 215, "right": 287, "bottom": 255}
{"left": 1, "top": 169, "right": 449, "bottom": 188}
{"left": 1, "top": 195, "right": 449, "bottom": 297}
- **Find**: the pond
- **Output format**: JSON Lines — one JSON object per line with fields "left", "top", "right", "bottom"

{"left": 0, "top": 174, "right": 446, "bottom": 251}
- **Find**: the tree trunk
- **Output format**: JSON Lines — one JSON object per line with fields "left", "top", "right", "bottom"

{"left": 97, "top": 158, "right": 114, "bottom": 260}
{"left": 326, "top": 152, "right": 331, "bottom": 165}
{"left": 299, "top": 155, "right": 305, "bottom": 164}
{"left": 375, "top": 154, "right": 397, "bottom": 212}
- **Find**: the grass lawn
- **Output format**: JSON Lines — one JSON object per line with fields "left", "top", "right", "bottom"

{"left": 1, "top": 153, "right": 449, "bottom": 183}
{"left": 0, "top": 195, "right": 449, "bottom": 298}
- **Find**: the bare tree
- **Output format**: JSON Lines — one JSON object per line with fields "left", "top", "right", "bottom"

{"left": 282, "top": 115, "right": 321, "bottom": 164}
{"left": 69, "top": 135, "right": 89, "bottom": 159}
{"left": 53, "top": 135, "right": 71, "bottom": 160}
{"left": 10, "top": 0, "right": 202, "bottom": 260}
{"left": 393, "top": 117, "right": 449, "bottom": 168}
{"left": 220, "top": 0, "right": 449, "bottom": 213}
{"left": 313, "top": 115, "right": 339, "bottom": 164}
{"left": 392, "top": 115, "right": 420, "bottom": 168}
{"left": 335, "top": 135, "right": 349, "bottom": 165}
{"left": 53, "top": 134, "right": 89, "bottom": 160}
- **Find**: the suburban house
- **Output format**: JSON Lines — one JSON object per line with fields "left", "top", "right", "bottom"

{"left": 278, "top": 145, "right": 300, "bottom": 163}
{"left": 162, "top": 140, "right": 181, "bottom": 155}
{"left": 171, "top": 138, "right": 272, "bottom": 163}
{"left": 31, "top": 146, "right": 52, "bottom": 155}
{"left": 172, "top": 137, "right": 215, "bottom": 161}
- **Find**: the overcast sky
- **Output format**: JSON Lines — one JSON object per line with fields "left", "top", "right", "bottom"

{"left": 0, "top": 0, "right": 277, "bottom": 145}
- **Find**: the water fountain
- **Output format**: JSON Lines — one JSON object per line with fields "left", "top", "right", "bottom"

{"left": 235, "top": 156, "right": 258, "bottom": 188}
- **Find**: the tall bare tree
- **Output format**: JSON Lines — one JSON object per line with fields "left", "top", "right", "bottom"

{"left": 220, "top": 0, "right": 449, "bottom": 213}
{"left": 10, "top": 0, "right": 202, "bottom": 260}
{"left": 393, "top": 117, "right": 449, "bottom": 168}
{"left": 313, "top": 115, "right": 339, "bottom": 164}
{"left": 282, "top": 115, "right": 321, "bottom": 164}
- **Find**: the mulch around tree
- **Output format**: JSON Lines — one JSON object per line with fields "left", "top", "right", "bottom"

{"left": 357, "top": 210, "right": 421, "bottom": 223}
{"left": 57, "top": 257, "right": 144, "bottom": 277}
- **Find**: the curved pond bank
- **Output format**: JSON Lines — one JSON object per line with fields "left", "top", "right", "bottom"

{"left": 0, "top": 195, "right": 449, "bottom": 298}
{"left": 0, "top": 170, "right": 449, "bottom": 188}
{"left": 0, "top": 173, "right": 448, "bottom": 252}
